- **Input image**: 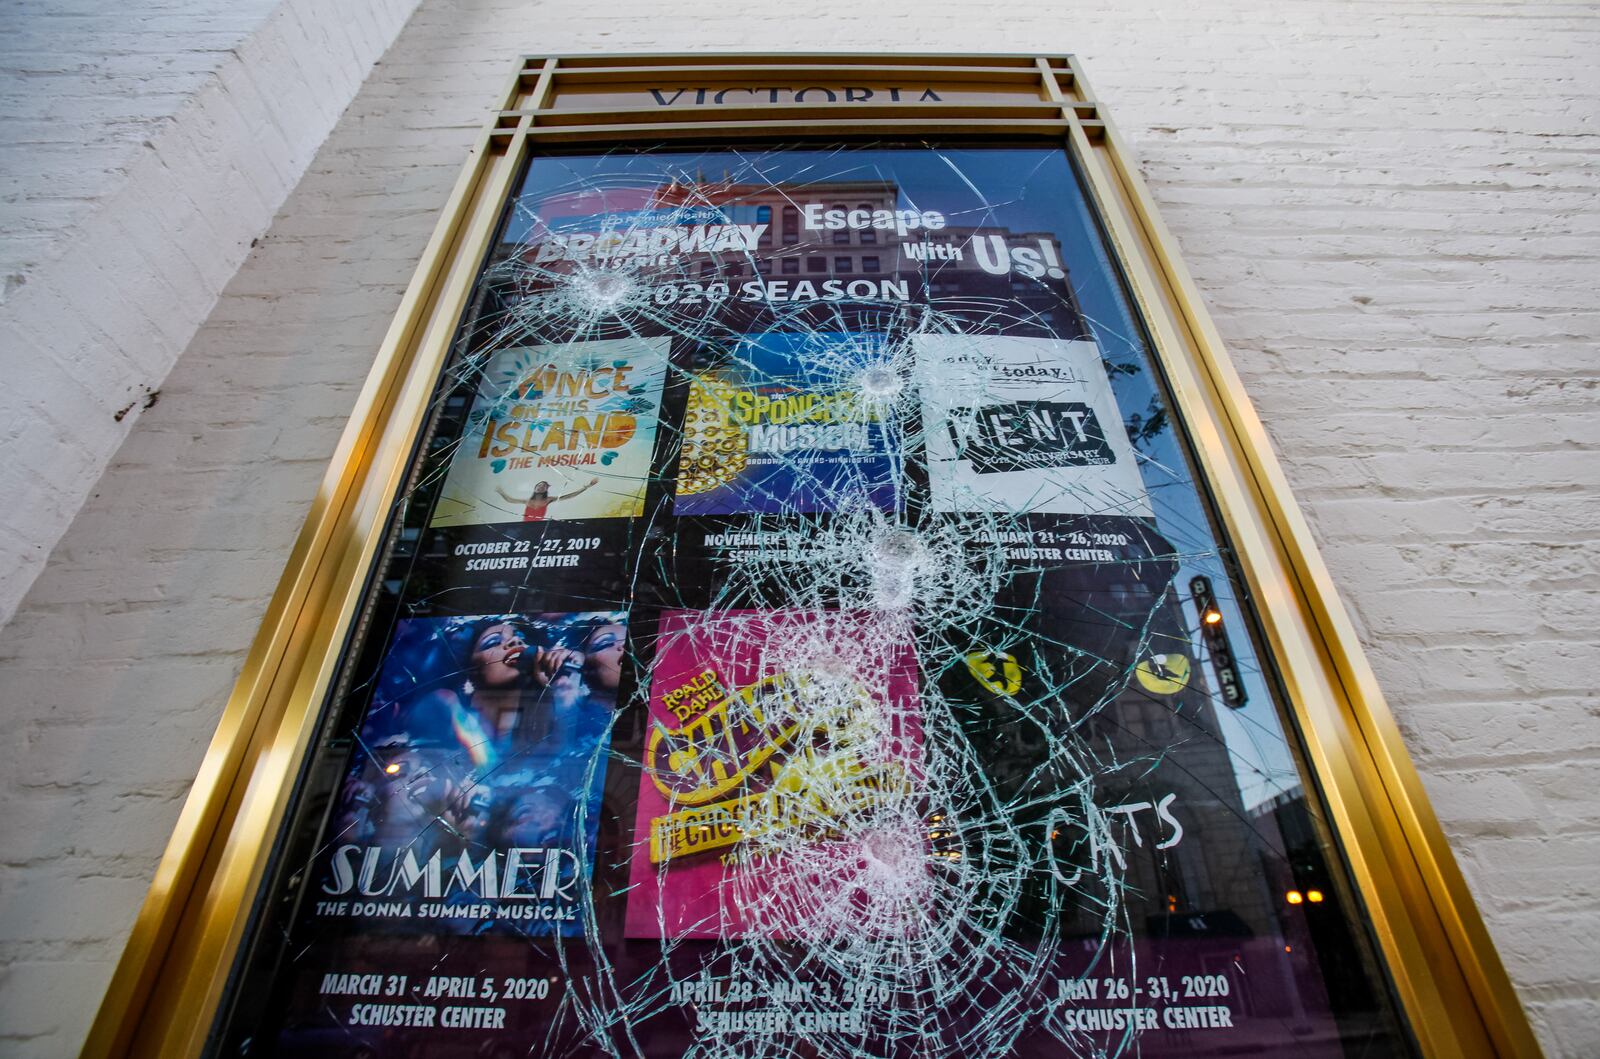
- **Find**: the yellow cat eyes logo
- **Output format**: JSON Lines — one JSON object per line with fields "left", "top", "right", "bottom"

{"left": 1135, "top": 653, "right": 1191, "bottom": 696}
{"left": 964, "top": 650, "right": 1023, "bottom": 696}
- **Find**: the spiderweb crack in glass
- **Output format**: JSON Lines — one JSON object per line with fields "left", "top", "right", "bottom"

{"left": 240, "top": 144, "right": 1412, "bottom": 1059}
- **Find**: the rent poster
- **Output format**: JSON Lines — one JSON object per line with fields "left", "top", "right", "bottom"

{"left": 673, "top": 332, "right": 900, "bottom": 516}
{"left": 432, "top": 337, "right": 668, "bottom": 526}
{"left": 316, "top": 611, "right": 627, "bottom": 936}
{"left": 917, "top": 335, "right": 1153, "bottom": 518}
{"left": 624, "top": 609, "right": 922, "bottom": 939}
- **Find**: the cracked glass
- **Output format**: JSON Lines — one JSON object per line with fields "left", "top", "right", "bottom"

{"left": 215, "top": 143, "right": 1417, "bottom": 1058}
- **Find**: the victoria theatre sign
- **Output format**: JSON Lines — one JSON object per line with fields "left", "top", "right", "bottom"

{"left": 645, "top": 85, "right": 947, "bottom": 105}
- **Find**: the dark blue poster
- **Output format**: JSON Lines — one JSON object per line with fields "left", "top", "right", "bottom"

{"left": 314, "top": 612, "right": 624, "bottom": 938}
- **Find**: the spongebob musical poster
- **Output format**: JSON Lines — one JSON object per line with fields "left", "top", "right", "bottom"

{"left": 625, "top": 609, "right": 923, "bottom": 939}
{"left": 673, "top": 332, "right": 901, "bottom": 516}
{"left": 432, "top": 337, "right": 669, "bottom": 526}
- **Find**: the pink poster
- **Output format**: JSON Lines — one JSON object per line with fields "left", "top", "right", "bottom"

{"left": 625, "top": 609, "right": 924, "bottom": 940}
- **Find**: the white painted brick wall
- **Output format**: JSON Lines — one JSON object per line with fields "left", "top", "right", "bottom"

{"left": 0, "top": 0, "right": 424, "bottom": 628}
{"left": 0, "top": 0, "right": 1595, "bottom": 1055}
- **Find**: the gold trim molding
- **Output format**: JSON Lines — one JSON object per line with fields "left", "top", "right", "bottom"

{"left": 83, "top": 53, "right": 1541, "bottom": 1058}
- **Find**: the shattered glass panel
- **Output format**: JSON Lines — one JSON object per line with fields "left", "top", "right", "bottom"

{"left": 216, "top": 145, "right": 1416, "bottom": 1058}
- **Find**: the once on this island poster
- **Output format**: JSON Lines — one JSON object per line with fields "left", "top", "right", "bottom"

{"left": 432, "top": 337, "right": 669, "bottom": 527}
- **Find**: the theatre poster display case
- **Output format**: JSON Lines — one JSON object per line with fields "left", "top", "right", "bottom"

{"left": 85, "top": 55, "right": 1540, "bottom": 1059}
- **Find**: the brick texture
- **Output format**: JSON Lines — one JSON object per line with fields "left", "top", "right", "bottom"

{"left": 0, "top": 0, "right": 1595, "bottom": 1055}
{"left": 0, "top": 0, "right": 423, "bottom": 627}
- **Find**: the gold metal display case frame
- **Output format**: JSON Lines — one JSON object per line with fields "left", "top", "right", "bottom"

{"left": 83, "top": 54, "right": 1541, "bottom": 1058}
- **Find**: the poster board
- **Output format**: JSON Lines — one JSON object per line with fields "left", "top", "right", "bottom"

{"left": 85, "top": 55, "right": 1534, "bottom": 1059}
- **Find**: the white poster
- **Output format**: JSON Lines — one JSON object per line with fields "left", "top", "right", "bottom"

{"left": 916, "top": 335, "right": 1152, "bottom": 517}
